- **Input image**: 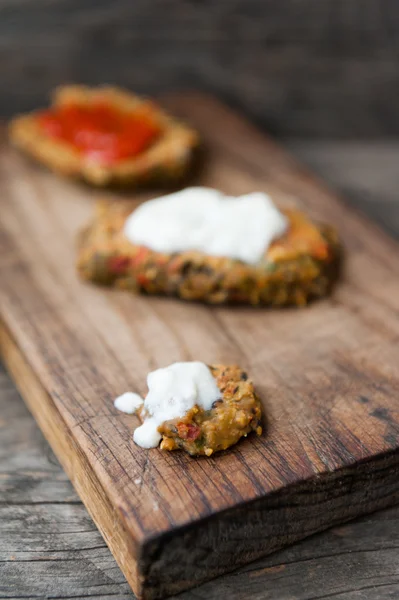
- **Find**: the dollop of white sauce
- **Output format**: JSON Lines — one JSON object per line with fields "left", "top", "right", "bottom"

{"left": 123, "top": 187, "right": 288, "bottom": 264}
{"left": 115, "top": 362, "right": 221, "bottom": 449}
{"left": 114, "top": 392, "right": 144, "bottom": 414}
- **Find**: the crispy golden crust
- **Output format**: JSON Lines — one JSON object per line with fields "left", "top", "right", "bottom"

{"left": 77, "top": 201, "right": 342, "bottom": 306}
{"left": 8, "top": 85, "right": 199, "bottom": 187}
{"left": 154, "top": 364, "right": 262, "bottom": 456}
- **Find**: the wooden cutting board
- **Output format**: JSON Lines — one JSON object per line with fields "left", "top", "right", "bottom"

{"left": 1, "top": 93, "right": 399, "bottom": 600}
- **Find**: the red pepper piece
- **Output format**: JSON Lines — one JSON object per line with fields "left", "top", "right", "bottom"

{"left": 132, "top": 247, "right": 149, "bottom": 268}
{"left": 177, "top": 422, "right": 201, "bottom": 441}
{"left": 108, "top": 255, "right": 131, "bottom": 274}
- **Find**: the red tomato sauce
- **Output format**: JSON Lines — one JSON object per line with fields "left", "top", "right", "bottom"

{"left": 37, "top": 102, "right": 161, "bottom": 165}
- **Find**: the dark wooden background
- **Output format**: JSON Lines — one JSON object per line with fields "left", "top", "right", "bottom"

{"left": 1, "top": 0, "right": 399, "bottom": 137}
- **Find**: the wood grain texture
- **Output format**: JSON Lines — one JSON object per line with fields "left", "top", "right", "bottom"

{"left": 1, "top": 0, "right": 399, "bottom": 137}
{"left": 1, "top": 94, "right": 399, "bottom": 599}
{"left": 2, "top": 361, "right": 399, "bottom": 600}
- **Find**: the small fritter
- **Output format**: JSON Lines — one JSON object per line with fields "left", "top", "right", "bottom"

{"left": 8, "top": 85, "right": 199, "bottom": 187}
{"left": 156, "top": 364, "right": 262, "bottom": 457}
{"left": 77, "top": 201, "right": 341, "bottom": 306}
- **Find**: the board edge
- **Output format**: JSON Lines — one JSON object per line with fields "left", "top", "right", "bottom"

{"left": 0, "top": 320, "right": 144, "bottom": 599}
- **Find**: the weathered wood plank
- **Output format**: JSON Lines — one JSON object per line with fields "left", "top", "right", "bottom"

{"left": 2, "top": 96, "right": 399, "bottom": 599}
{"left": 2, "top": 358, "right": 399, "bottom": 600}
{"left": 0, "top": 367, "right": 78, "bottom": 505}
{"left": 1, "top": 0, "right": 399, "bottom": 136}
{"left": 2, "top": 140, "right": 399, "bottom": 599}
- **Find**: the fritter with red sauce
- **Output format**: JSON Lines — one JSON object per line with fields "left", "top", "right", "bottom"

{"left": 9, "top": 85, "right": 199, "bottom": 187}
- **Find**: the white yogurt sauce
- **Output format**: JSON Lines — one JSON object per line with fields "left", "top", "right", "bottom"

{"left": 113, "top": 362, "right": 221, "bottom": 449}
{"left": 114, "top": 392, "right": 144, "bottom": 414}
{"left": 123, "top": 187, "right": 288, "bottom": 265}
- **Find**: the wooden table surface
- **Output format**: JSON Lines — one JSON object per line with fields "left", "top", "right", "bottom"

{"left": 2, "top": 140, "right": 399, "bottom": 600}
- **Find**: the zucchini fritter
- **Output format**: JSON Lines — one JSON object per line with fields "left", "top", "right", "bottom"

{"left": 157, "top": 364, "right": 262, "bottom": 457}
{"left": 77, "top": 201, "right": 341, "bottom": 306}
